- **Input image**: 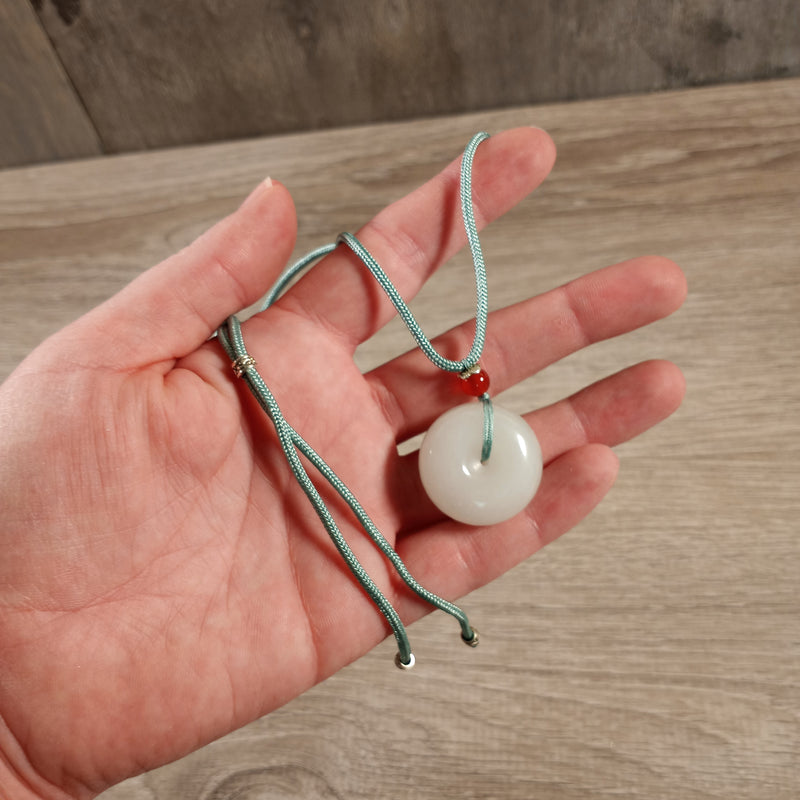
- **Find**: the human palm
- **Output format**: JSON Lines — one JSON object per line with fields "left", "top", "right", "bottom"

{"left": 0, "top": 129, "right": 686, "bottom": 799}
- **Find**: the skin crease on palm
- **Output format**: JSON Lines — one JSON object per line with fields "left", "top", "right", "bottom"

{"left": 0, "top": 128, "right": 687, "bottom": 800}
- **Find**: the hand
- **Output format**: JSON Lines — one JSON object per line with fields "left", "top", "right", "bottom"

{"left": 0, "top": 128, "right": 686, "bottom": 799}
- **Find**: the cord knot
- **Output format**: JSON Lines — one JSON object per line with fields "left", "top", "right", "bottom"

{"left": 231, "top": 354, "right": 257, "bottom": 378}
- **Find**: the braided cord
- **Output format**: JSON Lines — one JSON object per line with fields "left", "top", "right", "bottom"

{"left": 336, "top": 131, "right": 490, "bottom": 373}
{"left": 479, "top": 393, "right": 494, "bottom": 463}
{"left": 219, "top": 319, "right": 415, "bottom": 664}
{"left": 256, "top": 243, "right": 338, "bottom": 314}
{"left": 218, "top": 133, "right": 493, "bottom": 666}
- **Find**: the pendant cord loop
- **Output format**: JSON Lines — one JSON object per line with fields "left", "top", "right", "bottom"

{"left": 217, "top": 133, "right": 493, "bottom": 666}
{"left": 479, "top": 393, "right": 494, "bottom": 463}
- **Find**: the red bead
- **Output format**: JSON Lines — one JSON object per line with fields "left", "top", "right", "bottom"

{"left": 458, "top": 367, "right": 490, "bottom": 396}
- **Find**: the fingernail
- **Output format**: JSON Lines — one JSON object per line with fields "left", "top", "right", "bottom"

{"left": 241, "top": 176, "right": 274, "bottom": 209}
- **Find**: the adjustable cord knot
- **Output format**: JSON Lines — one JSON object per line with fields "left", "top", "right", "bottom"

{"left": 231, "top": 354, "right": 257, "bottom": 378}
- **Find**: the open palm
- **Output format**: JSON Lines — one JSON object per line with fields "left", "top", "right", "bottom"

{"left": 0, "top": 128, "right": 686, "bottom": 800}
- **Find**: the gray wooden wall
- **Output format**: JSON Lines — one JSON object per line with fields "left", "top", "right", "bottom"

{"left": 2, "top": 0, "right": 799, "bottom": 169}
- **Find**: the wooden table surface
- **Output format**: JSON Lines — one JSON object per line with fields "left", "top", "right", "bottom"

{"left": 1, "top": 78, "right": 798, "bottom": 799}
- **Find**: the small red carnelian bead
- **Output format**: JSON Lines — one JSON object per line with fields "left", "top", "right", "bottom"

{"left": 458, "top": 367, "right": 490, "bottom": 396}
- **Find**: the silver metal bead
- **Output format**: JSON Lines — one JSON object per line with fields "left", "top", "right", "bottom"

{"left": 462, "top": 628, "right": 480, "bottom": 647}
{"left": 231, "top": 354, "right": 257, "bottom": 378}
{"left": 458, "top": 363, "right": 481, "bottom": 379}
{"left": 395, "top": 652, "right": 416, "bottom": 670}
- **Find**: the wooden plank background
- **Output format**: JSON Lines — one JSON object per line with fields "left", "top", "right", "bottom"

{"left": 0, "top": 0, "right": 101, "bottom": 167}
{"left": 0, "top": 77, "right": 798, "bottom": 798}
{"left": 2, "top": 0, "right": 799, "bottom": 167}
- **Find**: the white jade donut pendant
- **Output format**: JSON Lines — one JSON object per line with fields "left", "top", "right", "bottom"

{"left": 419, "top": 403, "right": 543, "bottom": 526}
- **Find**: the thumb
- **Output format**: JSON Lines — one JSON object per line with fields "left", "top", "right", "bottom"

{"left": 70, "top": 178, "right": 297, "bottom": 368}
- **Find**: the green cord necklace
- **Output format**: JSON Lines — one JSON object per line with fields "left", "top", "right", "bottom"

{"left": 217, "top": 132, "right": 543, "bottom": 668}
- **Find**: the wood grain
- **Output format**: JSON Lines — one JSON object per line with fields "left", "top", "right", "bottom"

{"left": 0, "top": 0, "right": 101, "bottom": 168}
{"left": 1, "top": 78, "right": 798, "bottom": 798}
{"left": 29, "top": 0, "right": 800, "bottom": 155}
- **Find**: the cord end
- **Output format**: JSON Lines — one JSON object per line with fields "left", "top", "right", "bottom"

{"left": 395, "top": 652, "right": 416, "bottom": 670}
{"left": 461, "top": 628, "right": 480, "bottom": 647}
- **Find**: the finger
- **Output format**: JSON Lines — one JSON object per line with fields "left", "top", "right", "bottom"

{"left": 67, "top": 179, "right": 297, "bottom": 369}
{"left": 368, "top": 255, "right": 687, "bottom": 440}
{"left": 276, "top": 127, "right": 556, "bottom": 348}
{"left": 388, "top": 359, "right": 684, "bottom": 532}
{"left": 393, "top": 444, "right": 619, "bottom": 617}
{"left": 532, "top": 359, "right": 685, "bottom": 465}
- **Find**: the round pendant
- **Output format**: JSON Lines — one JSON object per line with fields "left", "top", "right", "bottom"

{"left": 419, "top": 403, "right": 543, "bottom": 526}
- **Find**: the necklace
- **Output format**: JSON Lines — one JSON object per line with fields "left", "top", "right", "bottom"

{"left": 217, "top": 132, "right": 543, "bottom": 668}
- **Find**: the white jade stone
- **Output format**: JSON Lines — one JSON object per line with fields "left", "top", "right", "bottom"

{"left": 419, "top": 403, "right": 543, "bottom": 526}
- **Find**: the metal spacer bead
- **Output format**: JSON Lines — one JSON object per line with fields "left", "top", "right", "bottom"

{"left": 231, "top": 354, "right": 257, "bottom": 378}
{"left": 462, "top": 628, "right": 480, "bottom": 647}
{"left": 395, "top": 652, "right": 416, "bottom": 670}
{"left": 458, "top": 363, "right": 481, "bottom": 380}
